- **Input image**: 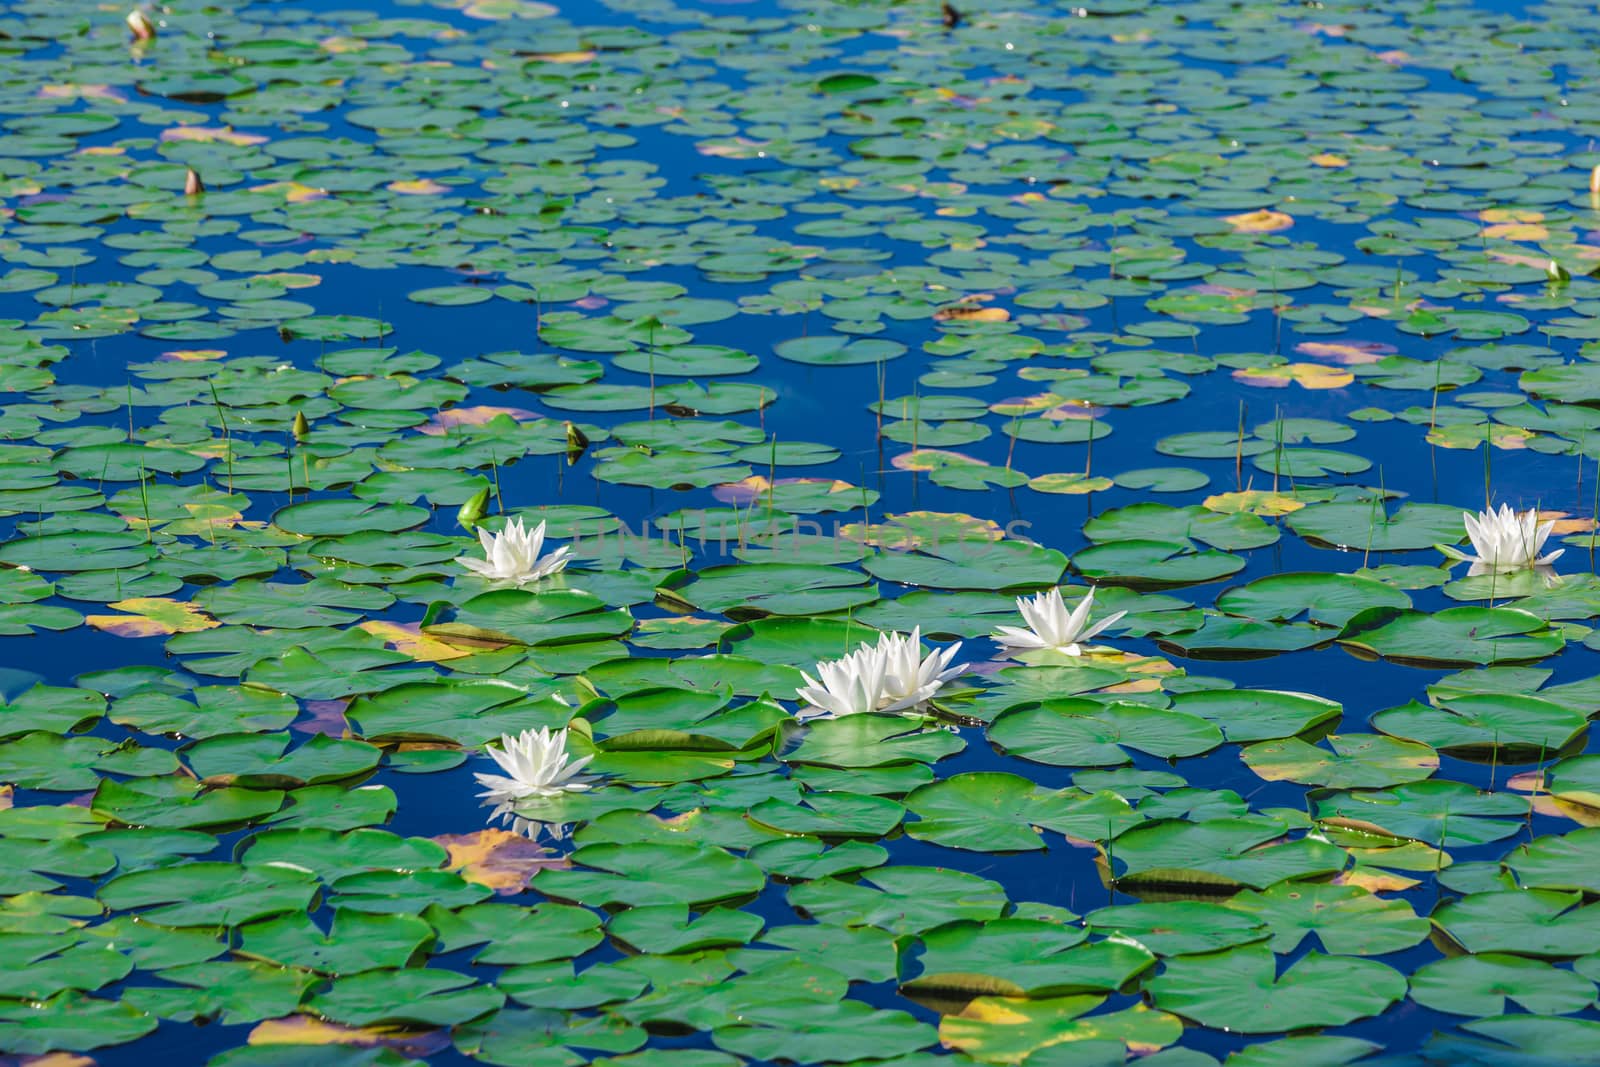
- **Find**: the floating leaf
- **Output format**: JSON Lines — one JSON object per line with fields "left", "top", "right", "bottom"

{"left": 904, "top": 772, "right": 1140, "bottom": 852}
{"left": 989, "top": 700, "right": 1222, "bottom": 768}
{"left": 1221, "top": 882, "right": 1429, "bottom": 955}
{"left": 1340, "top": 607, "right": 1565, "bottom": 666}
{"left": 904, "top": 920, "right": 1153, "bottom": 998}
{"left": 788, "top": 867, "right": 1007, "bottom": 935}
{"left": 1146, "top": 945, "right": 1405, "bottom": 1033}
{"left": 85, "top": 597, "right": 219, "bottom": 638}
{"left": 1432, "top": 890, "right": 1600, "bottom": 957}
{"left": 939, "top": 996, "right": 1181, "bottom": 1065}
{"left": 1242, "top": 734, "right": 1438, "bottom": 789}
{"left": 1410, "top": 954, "right": 1596, "bottom": 1016}
{"left": 1107, "top": 818, "right": 1348, "bottom": 892}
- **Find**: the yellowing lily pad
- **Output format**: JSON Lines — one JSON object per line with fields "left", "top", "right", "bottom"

{"left": 159, "top": 349, "right": 228, "bottom": 362}
{"left": 356, "top": 621, "right": 471, "bottom": 663}
{"left": 1426, "top": 423, "right": 1533, "bottom": 450}
{"left": 1201, "top": 490, "right": 1306, "bottom": 516}
{"left": 1028, "top": 473, "right": 1113, "bottom": 495}
{"left": 247, "top": 1017, "right": 448, "bottom": 1056}
{"left": 420, "top": 406, "right": 537, "bottom": 435}
{"left": 1295, "top": 341, "right": 1395, "bottom": 365}
{"left": 1223, "top": 209, "right": 1294, "bottom": 233}
{"left": 387, "top": 180, "right": 451, "bottom": 195}
{"left": 434, "top": 829, "right": 566, "bottom": 894}
{"left": 160, "top": 126, "right": 268, "bottom": 147}
{"left": 86, "top": 599, "right": 219, "bottom": 638}
{"left": 940, "top": 996, "right": 1181, "bottom": 1065}
{"left": 1231, "top": 363, "right": 1355, "bottom": 389}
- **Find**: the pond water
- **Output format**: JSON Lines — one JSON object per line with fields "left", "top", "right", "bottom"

{"left": 4, "top": 0, "right": 1600, "bottom": 1063}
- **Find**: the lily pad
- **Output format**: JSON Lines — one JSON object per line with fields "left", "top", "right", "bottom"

{"left": 1146, "top": 944, "right": 1405, "bottom": 1033}
{"left": 989, "top": 700, "right": 1223, "bottom": 767}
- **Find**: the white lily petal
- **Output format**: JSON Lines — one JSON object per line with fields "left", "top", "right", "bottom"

{"left": 476, "top": 727, "right": 596, "bottom": 804}
{"left": 993, "top": 585, "right": 1122, "bottom": 657}
{"left": 1456, "top": 505, "right": 1562, "bottom": 575}
{"left": 1077, "top": 608, "right": 1128, "bottom": 644}
{"left": 992, "top": 625, "right": 1049, "bottom": 650}
{"left": 460, "top": 516, "right": 571, "bottom": 583}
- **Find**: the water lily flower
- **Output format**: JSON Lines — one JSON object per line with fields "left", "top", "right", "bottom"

{"left": 457, "top": 517, "right": 570, "bottom": 584}
{"left": 875, "top": 626, "right": 967, "bottom": 713}
{"left": 126, "top": 8, "right": 156, "bottom": 40}
{"left": 992, "top": 586, "right": 1126, "bottom": 656}
{"left": 474, "top": 727, "right": 594, "bottom": 809}
{"left": 797, "top": 629, "right": 967, "bottom": 720}
{"left": 796, "top": 645, "right": 887, "bottom": 721}
{"left": 1454, "top": 504, "right": 1563, "bottom": 576}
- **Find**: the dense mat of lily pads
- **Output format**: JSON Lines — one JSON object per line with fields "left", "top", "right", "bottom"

{"left": 11, "top": 0, "right": 1600, "bottom": 1063}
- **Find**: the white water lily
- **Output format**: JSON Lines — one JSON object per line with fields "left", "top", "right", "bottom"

{"left": 457, "top": 517, "right": 570, "bottom": 584}
{"left": 796, "top": 629, "right": 967, "bottom": 720}
{"left": 126, "top": 8, "right": 156, "bottom": 40}
{"left": 1456, "top": 504, "right": 1563, "bottom": 576}
{"left": 474, "top": 727, "right": 594, "bottom": 809}
{"left": 992, "top": 586, "right": 1126, "bottom": 656}
{"left": 875, "top": 626, "right": 967, "bottom": 713}
{"left": 796, "top": 645, "right": 887, "bottom": 721}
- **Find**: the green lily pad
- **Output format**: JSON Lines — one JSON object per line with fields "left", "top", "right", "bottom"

{"left": 904, "top": 920, "right": 1154, "bottom": 998}
{"left": 1410, "top": 953, "right": 1596, "bottom": 1016}
{"left": 236, "top": 910, "right": 433, "bottom": 974}
{"left": 748, "top": 792, "right": 904, "bottom": 838}
{"left": 1085, "top": 900, "right": 1269, "bottom": 957}
{"left": 1146, "top": 944, "right": 1405, "bottom": 1033}
{"left": 1221, "top": 881, "right": 1429, "bottom": 955}
{"left": 1374, "top": 689, "right": 1586, "bottom": 757}
{"left": 1107, "top": 817, "right": 1348, "bottom": 893}
{"left": 712, "top": 999, "right": 934, "bottom": 1064}
{"left": 1340, "top": 606, "right": 1565, "bottom": 666}
{"left": 0, "top": 992, "right": 158, "bottom": 1054}
{"left": 903, "top": 773, "right": 1141, "bottom": 852}
{"left": 1167, "top": 689, "right": 1342, "bottom": 744}
{"left": 311, "top": 967, "right": 504, "bottom": 1027}
{"left": 1084, "top": 504, "right": 1278, "bottom": 551}
{"left": 99, "top": 861, "right": 318, "bottom": 927}
{"left": 1242, "top": 734, "right": 1438, "bottom": 789}
{"left": 1288, "top": 502, "right": 1469, "bottom": 552}
{"left": 1312, "top": 780, "right": 1528, "bottom": 847}
{"left": 788, "top": 867, "right": 1008, "bottom": 935}
{"left": 862, "top": 540, "right": 1067, "bottom": 591}
{"left": 1503, "top": 828, "right": 1600, "bottom": 894}
{"left": 1071, "top": 539, "right": 1244, "bottom": 588}
{"left": 92, "top": 777, "right": 285, "bottom": 831}
{"left": 607, "top": 906, "right": 764, "bottom": 955}
{"left": 784, "top": 715, "right": 966, "bottom": 768}
{"left": 534, "top": 843, "right": 764, "bottom": 908}
{"left": 1433, "top": 890, "right": 1600, "bottom": 957}
{"left": 988, "top": 699, "right": 1223, "bottom": 767}
{"left": 1216, "top": 572, "right": 1412, "bottom": 627}
{"left": 775, "top": 336, "right": 906, "bottom": 366}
